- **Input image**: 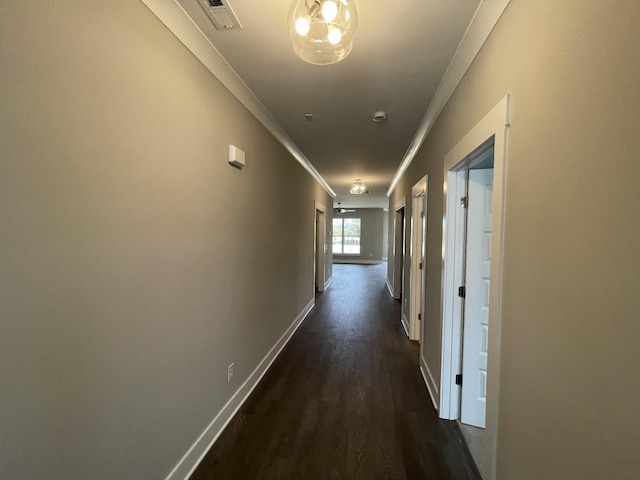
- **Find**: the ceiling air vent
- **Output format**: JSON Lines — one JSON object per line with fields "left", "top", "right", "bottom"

{"left": 198, "top": 0, "right": 242, "bottom": 30}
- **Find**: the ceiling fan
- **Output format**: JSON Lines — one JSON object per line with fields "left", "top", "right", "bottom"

{"left": 334, "top": 202, "right": 356, "bottom": 215}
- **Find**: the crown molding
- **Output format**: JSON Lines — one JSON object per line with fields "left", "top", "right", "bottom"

{"left": 138, "top": 0, "right": 510, "bottom": 201}
{"left": 139, "top": 0, "right": 336, "bottom": 197}
{"left": 386, "top": 0, "right": 512, "bottom": 196}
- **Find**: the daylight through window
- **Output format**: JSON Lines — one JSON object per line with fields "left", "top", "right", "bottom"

{"left": 333, "top": 218, "right": 361, "bottom": 254}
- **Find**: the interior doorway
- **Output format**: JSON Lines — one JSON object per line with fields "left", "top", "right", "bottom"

{"left": 439, "top": 95, "right": 510, "bottom": 480}
{"left": 408, "top": 176, "right": 428, "bottom": 341}
{"left": 444, "top": 140, "right": 496, "bottom": 478}
{"left": 314, "top": 201, "right": 327, "bottom": 293}
{"left": 392, "top": 199, "right": 406, "bottom": 302}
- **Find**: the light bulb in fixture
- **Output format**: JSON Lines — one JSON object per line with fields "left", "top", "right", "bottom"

{"left": 322, "top": 1, "right": 338, "bottom": 22}
{"left": 295, "top": 15, "right": 311, "bottom": 35}
{"left": 288, "top": 0, "right": 358, "bottom": 65}
{"left": 350, "top": 179, "right": 367, "bottom": 195}
{"left": 327, "top": 26, "right": 342, "bottom": 45}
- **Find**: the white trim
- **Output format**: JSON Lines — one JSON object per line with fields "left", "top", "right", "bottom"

{"left": 139, "top": 0, "right": 335, "bottom": 198}
{"left": 164, "top": 299, "right": 315, "bottom": 480}
{"left": 393, "top": 198, "right": 406, "bottom": 213}
{"left": 385, "top": 278, "right": 394, "bottom": 297}
{"left": 332, "top": 259, "right": 382, "bottom": 265}
{"left": 439, "top": 169, "right": 468, "bottom": 421}
{"left": 409, "top": 176, "right": 428, "bottom": 341}
{"left": 314, "top": 201, "right": 327, "bottom": 292}
{"left": 392, "top": 198, "right": 407, "bottom": 299}
{"left": 387, "top": 0, "right": 512, "bottom": 196}
{"left": 401, "top": 313, "right": 410, "bottom": 338}
{"left": 324, "top": 275, "right": 333, "bottom": 290}
{"left": 419, "top": 361, "right": 439, "bottom": 411}
{"left": 439, "top": 95, "right": 510, "bottom": 480}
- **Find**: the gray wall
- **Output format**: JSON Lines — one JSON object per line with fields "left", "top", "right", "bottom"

{"left": 0, "top": 1, "right": 332, "bottom": 479}
{"left": 388, "top": 0, "right": 640, "bottom": 478}
{"left": 333, "top": 208, "right": 384, "bottom": 263}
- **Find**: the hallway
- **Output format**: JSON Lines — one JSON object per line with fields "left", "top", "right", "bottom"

{"left": 192, "top": 263, "right": 480, "bottom": 479}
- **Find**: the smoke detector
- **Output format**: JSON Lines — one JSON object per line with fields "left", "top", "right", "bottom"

{"left": 198, "top": 0, "right": 242, "bottom": 30}
{"left": 373, "top": 111, "right": 387, "bottom": 123}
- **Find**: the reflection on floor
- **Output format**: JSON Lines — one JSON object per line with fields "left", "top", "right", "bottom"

{"left": 192, "top": 263, "right": 481, "bottom": 479}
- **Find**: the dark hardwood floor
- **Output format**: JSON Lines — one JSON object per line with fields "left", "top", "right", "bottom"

{"left": 192, "top": 263, "right": 480, "bottom": 480}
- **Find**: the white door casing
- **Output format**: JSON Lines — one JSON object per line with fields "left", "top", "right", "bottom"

{"left": 314, "top": 201, "right": 327, "bottom": 293}
{"left": 439, "top": 95, "right": 510, "bottom": 480}
{"left": 393, "top": 198, "right": 406, "bottom": 300}
{"left": 419, "top": 193, "right": 427, "bottom": 347}
{"left": 461, "top": 169, "right": 493, "bottom": 428}
{"left": 410, "top": 177, "right": 428, "bottom": 341}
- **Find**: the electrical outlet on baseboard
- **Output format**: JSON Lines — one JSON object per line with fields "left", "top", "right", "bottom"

{"left": 227, "top": 362, "right": 235, "bottom": 383}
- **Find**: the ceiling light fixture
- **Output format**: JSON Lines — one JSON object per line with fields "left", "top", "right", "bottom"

{"left": 350, "top": 179, "right": 367, "bottom": 195}
{"left": 288, "top": 0, "right": 358, "bottom": 65}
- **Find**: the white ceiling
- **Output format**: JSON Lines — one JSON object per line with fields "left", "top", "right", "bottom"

{"left": 167, "top": 0, "right": 482, "bottom": 208}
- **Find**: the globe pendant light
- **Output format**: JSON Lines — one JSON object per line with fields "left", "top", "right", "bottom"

{"left": 288, "top": 0, "right": 358, "bottom": 65}
{"left": 350, "top": 179, "right": 367, "bottom": 195}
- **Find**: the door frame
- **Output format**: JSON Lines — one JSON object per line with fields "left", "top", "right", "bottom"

{"left": 314, "top": 201, "right": 327, "bottom": 292}
{"left": 409, "top": 176, "right": 428, "bottom": 341}
{"left": 439, "top": 95, "right": 510, "bottom": 479}
{"left": 392, "top": 197, "right": 406, "bottom": 301}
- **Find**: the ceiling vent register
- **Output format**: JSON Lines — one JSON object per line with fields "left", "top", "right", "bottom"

{"left": 198, "top": 0, "right": 242, "bottom": 30}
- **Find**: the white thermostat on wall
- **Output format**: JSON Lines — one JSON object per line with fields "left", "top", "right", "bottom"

{"left": 228, "top": 145, "right": 245, "bottom": 168}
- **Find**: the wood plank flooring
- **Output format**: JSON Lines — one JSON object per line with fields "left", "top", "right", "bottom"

{"left": 192, "top": 263, "right": 480, "bottom": 480}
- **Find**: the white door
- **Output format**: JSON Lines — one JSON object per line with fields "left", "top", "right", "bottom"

{"left": 419, "top": 207, "right": 427, "bottom": 343}
{"left": 461, "top": 168, "right": 493, "bottom": 428}
{"left": 409, "top": 184, "right": 426, "bottom": 341}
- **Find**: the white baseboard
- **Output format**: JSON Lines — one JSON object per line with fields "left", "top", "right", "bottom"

{"left": 385, "top": 279, "right": 394, "bottom": 297}
{"left": 332, "top": 259, "right": 383, "bottom": 264}
{"left": 164, "top": 299, "right": 315, "bottom": 480}
{"left": 420, "top": 356, "right": 440, "bottom": 412}
{"left": 324, "top": 275, "right": 333, "bottom": 290}
{"left": 401, "top": 313, "right": 410, "bottom": 338}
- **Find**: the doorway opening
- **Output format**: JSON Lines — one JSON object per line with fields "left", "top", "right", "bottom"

{"left": 439, "top": 95, "right": 510, "bottom": 480}
{"left": 460, "top": 145, "right": 494, "bottom": 428}
{"left": 408, "top": 176, "right": 428, "bottom": 341}
{"left": 314, "top": 201, "right": 327, "bottom": 293}
{"left": 392, "top": 199, "right": 406, "bottom": 306}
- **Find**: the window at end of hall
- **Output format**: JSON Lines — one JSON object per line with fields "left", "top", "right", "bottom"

{"left": 333, "top": 218, "right": 361, "bottom": 254}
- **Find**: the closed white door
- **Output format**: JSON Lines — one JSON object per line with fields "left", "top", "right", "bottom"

{"left": 461, "top": 168, "right": 493, "bottom": 428}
